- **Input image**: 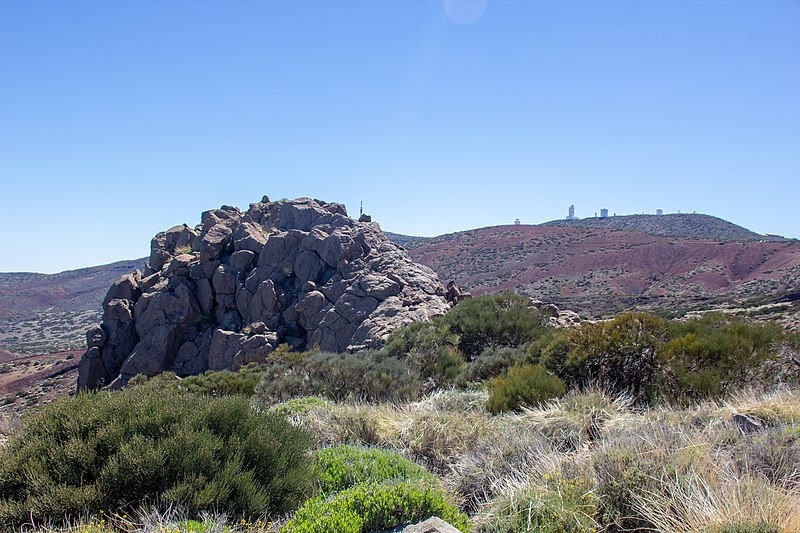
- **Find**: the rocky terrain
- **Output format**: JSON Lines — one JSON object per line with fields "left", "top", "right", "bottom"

{"left": 0, "top": 351, "right": 80, "bottom": 416}
{"left": 0, "top": 259, "right": 145, "bottom": 355}
{"left": 399, "top": 225, "right": 800, "bottom": 320}
{"left": 78, "top": 197, "right": 450, "bottom": 389}
{"left": 539, "top": 212, "right": 785, "bottom": 241}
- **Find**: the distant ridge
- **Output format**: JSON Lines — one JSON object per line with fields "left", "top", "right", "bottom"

{"left": 0, "top": 258, "right": 147, "bottom": 319}
{"left": 383, "top": 231, "right": 424, "bottom": 247}
{"left": 540, "top": 213, "right": 787, "bottom": 242}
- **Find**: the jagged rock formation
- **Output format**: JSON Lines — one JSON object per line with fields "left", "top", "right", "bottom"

{"left": 77, "top": 197, "right": 450, "bottom": 390}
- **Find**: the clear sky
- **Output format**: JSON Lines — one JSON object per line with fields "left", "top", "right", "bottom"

{"left": 1, "top": 0, "right": 798, "bottom": 273}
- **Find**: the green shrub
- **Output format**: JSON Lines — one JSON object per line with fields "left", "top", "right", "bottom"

{"left": 0, "top": 387, "right": 314, "bottom": 527}
{"left": 443, "top": 292, "right": 549, "bottom": 359}
{"left": 314, "top": 445, "right": 431, "bottom": 494}
{"left": 282, "top": 480, "right": 470, "bottom": 533}
{"left": 662, "top": 314, "right": 787, "bottom": 399}
{"left": 385, "top": 321, "right": 465, "bottom": 388}
{"left": 486, "top": 364, "right": 566, "bottom": 414}
{"left": 131, "top": 363, "right": 267, "bottom": 398}
{"left": 458, "top": 346, "right": 529, "bottom": 386}
{"left": 270, "top": 397, "right": 333, "bottom": 417}
{"left": 257, "top": 350, "right": 422, "bottom": 404}
{"left": 550, "top": 312, "right": 669, "bottom": 402}
{"left": 385, "top": 320, "right": 459, "bottom": 358}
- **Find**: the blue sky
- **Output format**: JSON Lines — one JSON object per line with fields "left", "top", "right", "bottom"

{"left": 1, "top": 0, "right": 798, "bottom": 273}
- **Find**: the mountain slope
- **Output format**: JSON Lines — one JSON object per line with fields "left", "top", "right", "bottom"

{"left": 0, "top": 258, "right": 146, "bottom": 355}
{"left": 403, "top": 225, "right": 800, "bottom": 317}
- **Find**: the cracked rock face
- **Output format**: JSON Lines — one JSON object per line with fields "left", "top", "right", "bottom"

{"left": 77, "top": 196, "right": 450, "bottom": 390}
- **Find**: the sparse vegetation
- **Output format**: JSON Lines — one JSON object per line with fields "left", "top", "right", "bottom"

{"left": 3, "top": 296, "right": 800, "bottom": 532}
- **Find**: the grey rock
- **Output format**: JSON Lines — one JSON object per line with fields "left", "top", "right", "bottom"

{"left": 230, "top": 249, "right": 256, "bottom": 271}
{"left": 293, "top": 249, "right": 326, "bottom": 283}
{"left": 733, "top": 413, "right": 766, "bottom": 434}
{"left": 212, "top": 264, "right": 238, "bottom": 295}
{"left": 196, "top": 278, "right": 214, "bottom": 316}
{"left": 382, "top": 517, "right": 462, "bottom": 533}
{"left": 233, "top": 222, "right": 268, "bottom": 253}
{"left": 543, "top": 303, "right": 560, "bottom": 318}
{"left": 86, "top": 326, "right": 107, "bottom": 348}
{"left": 234, "top": 333, "right": 277, "bottom": 368}
{"left": 165, "top": 254, "right": 195, "bottom": 277}
{"left": 208, "top": 329, "right": 245, "bottom": 371}
{"left": 200, "top": 224, "right": 233, "bottom": 263}
{"left": 250, "top": 280, "right": 278, "bottom": 324}
{"left": 102, "top": 272, "right": 141, "bottom": 307}
{"left": 79, "top": 195, "right": 450, "bottom": 390}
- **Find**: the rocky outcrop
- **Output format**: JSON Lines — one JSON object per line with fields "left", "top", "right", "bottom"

{"left": 529, "top": 298, "right": 582, "bottom": 328}
{"left": 77, "top": 197, "right": 450, "bottom": 390}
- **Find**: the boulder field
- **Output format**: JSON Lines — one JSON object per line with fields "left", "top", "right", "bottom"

{"left": 77, "top": 196, "right": 450, "bottom": 390}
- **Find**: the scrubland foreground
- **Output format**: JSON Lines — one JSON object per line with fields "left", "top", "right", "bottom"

{"left": 1, "top": 293, "right": 799, "bottom": 532}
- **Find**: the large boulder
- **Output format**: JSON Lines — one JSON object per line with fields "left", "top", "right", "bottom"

{"left": 77, "top": 196, "right": 450, "bottom": 390}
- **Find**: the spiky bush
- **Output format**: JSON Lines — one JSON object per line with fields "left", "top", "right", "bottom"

{"left": 0, "top": 387, "right": 314, "bottom": 527}
{"left": 477, "top": 472, "right": 598, "bottom": 533}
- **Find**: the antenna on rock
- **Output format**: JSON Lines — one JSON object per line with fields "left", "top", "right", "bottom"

{"left": 360, "top": 201, "right": 363, "bottom": 217}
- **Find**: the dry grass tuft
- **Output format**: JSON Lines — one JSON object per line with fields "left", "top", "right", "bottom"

{"left": 634, "top": 470, "right": 800, "bottom": 533}
{"left": 722, "top": 386, "right": 800, "bottom": 425}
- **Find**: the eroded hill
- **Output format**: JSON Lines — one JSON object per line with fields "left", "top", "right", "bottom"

{"left": 402, "top": 225, "right": 800, "bottom": 319}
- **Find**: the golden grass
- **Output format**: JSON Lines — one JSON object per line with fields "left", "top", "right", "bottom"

{"left": 634, "top": 471, "right": 800, "bottom": 533}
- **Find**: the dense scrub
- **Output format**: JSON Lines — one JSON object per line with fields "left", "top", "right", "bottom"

{"left": 3, "top": 293, "right": 800, "bottom": 531}
{"left": 0, "top": 387, "right": 314, "bottom": 528}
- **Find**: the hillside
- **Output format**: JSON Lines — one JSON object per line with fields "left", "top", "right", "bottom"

{"left": 0, "top": 258, "right": 146, "bottom": 355}
{"left": 539, "top": 213, "right": 785, "bottom": 242}
{"left": 402, "top": 225, "right": 800, "bottom": 318}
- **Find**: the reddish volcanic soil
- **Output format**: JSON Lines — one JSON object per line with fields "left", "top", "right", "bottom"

{"left": 406, "top": 225, "right": 800, "bottom": 316}
{"left": 0, "top": 351, "right": 80, "bottom": 416}
{"left": 0, "top": 349, "right": 15, "bottom": 363}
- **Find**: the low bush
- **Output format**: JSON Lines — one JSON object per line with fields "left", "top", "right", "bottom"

{"left": 486, "top": 364, "right": 566, "bottom": 414}
{"left": 0, "top": 387, "right": 314, "bottom": 527}
{"left": 593, "top": 447, "right": 656, "bottom": 530}
{"left": 282, "top": 479, "right": 470, "bottom": 533}
{"left": 385, "top": 320, "right": 465, "bottom": 389}
{"left": 314, "top": 445, "right": 431, "bottom": 494}
{"left": 270, "top": 397, "right": 333, "bottom": 417}
{"left": 256, "top": 350, "right": 422, "bottom": 404}
{"left": 732, "top": 429, "right": 800, "bottom": 489}
{"left": 457, "top": 346, "right": 528, "bottom": 386}
{"left": 130, "top": 363, "right": 267, "bottom": 398}
{"left": 702, "top": 523, "right": 780, "bottom": 533}
{"left": 662, "top": 313, "right": 788, "bottom": 399}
